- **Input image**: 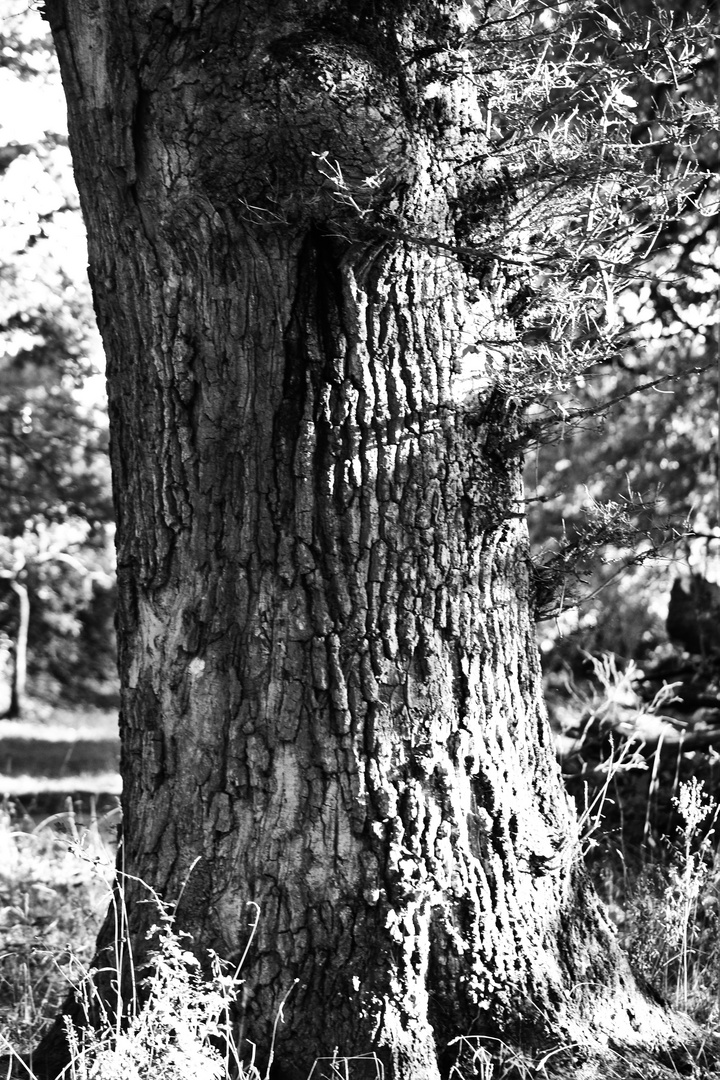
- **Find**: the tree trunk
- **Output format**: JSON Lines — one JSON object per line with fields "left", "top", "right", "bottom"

{"left": 8, "top": 579, "right": 29, "bottom": 719}
{"left": 36, "top": 1, "right": 704, "bottom": 1077}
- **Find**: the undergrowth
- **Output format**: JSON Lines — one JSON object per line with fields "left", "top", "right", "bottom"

{"left": 0, "top": 804, "right": 263, "bottom": 1080}
{"left": 0, "top": 800, "right": 114, "bottom": 1056}
{"left": 561, "top": 654, "right": 720, "bottom": 1028}
{"left": 61, "top": 907, "right": 257, "bottom": 1080}
{"left": 621, "top": 777, "right": 720, "bottom": 1022}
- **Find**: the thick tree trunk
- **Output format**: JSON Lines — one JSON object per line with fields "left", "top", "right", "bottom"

{"left": 35, "top": 1, "right": 705, "bottom": 1077}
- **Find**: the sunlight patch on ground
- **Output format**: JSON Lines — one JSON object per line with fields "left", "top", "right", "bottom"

{"left": 0, "top": 771, "right": 121, "bottom": 796}
{"left": 0, "top": 717, "right": 119, "bottom": 742}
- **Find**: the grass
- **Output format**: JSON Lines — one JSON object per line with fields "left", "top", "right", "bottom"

{"left": 0, "top": 800, "right": 115, "bottom": 1056}
{"left": 0, "top": 703, "right": 120, "bottom": 798}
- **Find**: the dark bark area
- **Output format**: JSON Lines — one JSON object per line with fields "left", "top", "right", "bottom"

{"left": 26, "top": 1, "right": 715, "bottom": 1077}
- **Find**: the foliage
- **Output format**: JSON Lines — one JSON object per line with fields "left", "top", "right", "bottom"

{"left": 520, "top": 0, "right": 720, "bottom": 663}
{"left": 0, "top": 1, "right": 116, "bottom": 708}
{"left": 0, "top": 527, "right": 118, "bottom": 705}
{"left": 448, "top": 1, "right": 718, "bottom": 400}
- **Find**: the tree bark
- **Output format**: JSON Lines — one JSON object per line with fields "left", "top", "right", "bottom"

{"left": 34, "top": 1, "right": 706, "bottom": 1077}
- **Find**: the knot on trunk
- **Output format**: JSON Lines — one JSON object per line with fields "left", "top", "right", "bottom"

{"left": 144, "top": 28, "right": 417, "bottom": 220}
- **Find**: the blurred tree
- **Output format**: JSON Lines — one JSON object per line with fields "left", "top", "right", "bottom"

{"left": 0, "top": 0, "right": 115, "bottom": 714}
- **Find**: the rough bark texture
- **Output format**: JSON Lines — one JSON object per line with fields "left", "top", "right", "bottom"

{"left": 34, "top": 1, "right": 703, "bottom": 1077}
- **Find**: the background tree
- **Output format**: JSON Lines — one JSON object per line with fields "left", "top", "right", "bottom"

{"left": 30, "top": 1, "right": 720, "bottom": 1078}
{"left": 0, "top": 0, "right": 116, "bottom": 714}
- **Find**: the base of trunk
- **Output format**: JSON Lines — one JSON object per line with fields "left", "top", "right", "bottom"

{"left": 12, "top": 974, "right": 720, "bottom": 1080}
